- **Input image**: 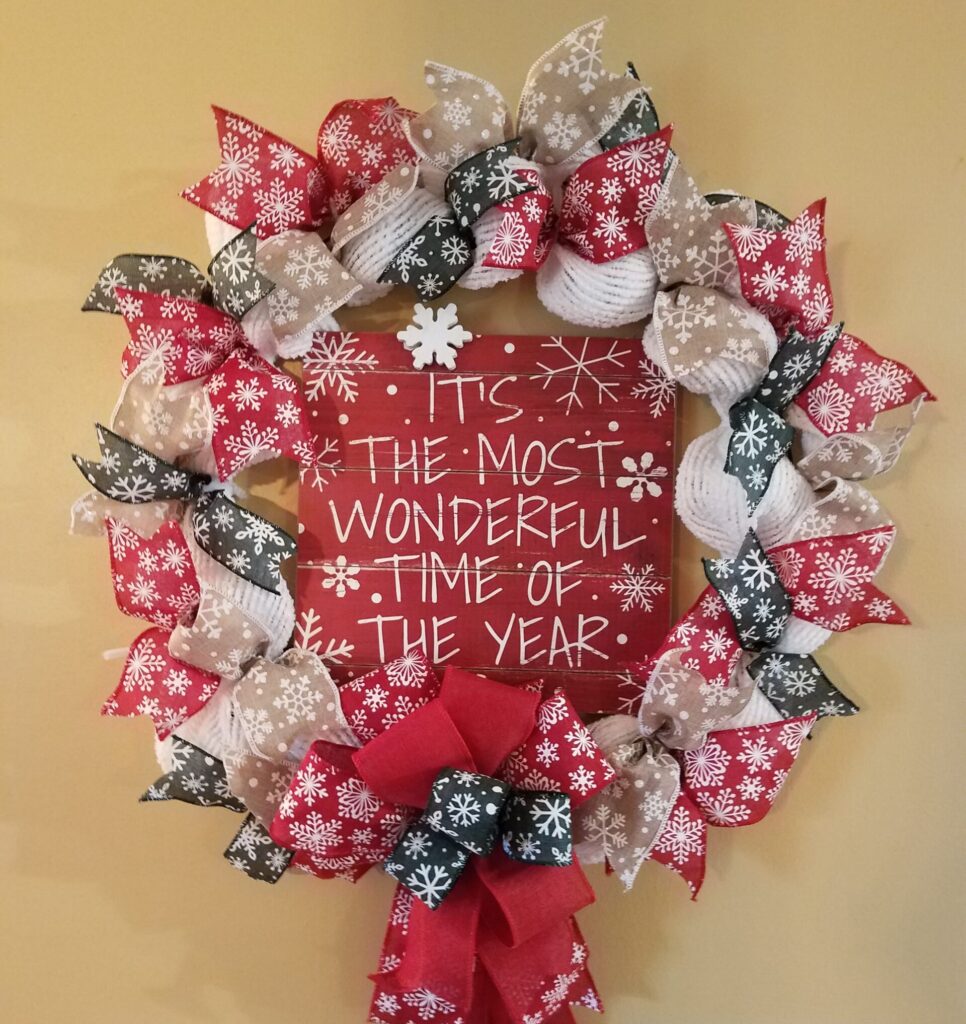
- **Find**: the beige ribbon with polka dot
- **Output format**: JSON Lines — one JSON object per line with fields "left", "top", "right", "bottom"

{"left": 231, "top": 647, "right": 357, "bottom": 762}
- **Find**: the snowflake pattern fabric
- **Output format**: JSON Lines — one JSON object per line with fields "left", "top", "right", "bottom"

{"left": 649, "top": 285, "right": 777, "bottom": 381}
{"left": 502, "top": 690, "right": 616, "bottom": 804}
{"left": 380, "top": 215, "right": 475, "bottom": 301}
{"left": 74, "top": 424, "right": 207, "bottom": 505}
{"left": 798, "top": 424, "right": 914, "bottom": 486}
{"left": 557, "top": 126, "right": 673, "bottom": 263}
{"left": 767, "top": 528, "right": 908, "bottom": 631}
{"left": 182, "top": 106, "right": 325, "bottom": 238}
{"left": 329, "top": 161, "right": 418, "bottom": 253}
{"left": 754, "top": 322, "right": 841, "bottom": 414}
{"left": 598, "top": 78, "right": 659, "bottom": 149}
{"left": 645, "top": 158, "right": 757, "bottom": 293}
{"left": 387, "top": 770, "right": 574, "bottom": 908}
{"left": 384, "top": 822, "right": 470, "bottom": 910}
{"left": 205, "top": 347, "right": 315, "bottom": 478}
{"left": 317, "top": 97, "right": 416, "bottom": 215}
{"left": 140, "top": 737, "right": 245, "bottom": 810}
{"left": 270, "top": 739, "right": 407, "bottom": 880}
{"left": 83, "top": 254, "right": 207, "bottom": 315}
{"left": 115, "top": 288, "right": 246, "bottom": 385}
{"left": 725, "top": 397, "right": 794, "bottom": 512}
{"left": 109, "top": 356, "right": 212, "bottom": 462}
{"left": 224, "top": 813, "right": 293, "bottom": 883}
{"left": 106, "top": 517, "right": 199, "bottom": 629}
{"left": 337, "top": 652, "right": 437, "bottom": 744}
{"left": 444, "top": 138, "right": 534, "bottom": 229}
{"left": 517, "top": 17, "right": 649, "bottom": 165}
{"left": 255, "top": 229, "right": 360, "bottom": 345}
{"left": 232, "top": 648, "right": 355, "bottom": 761}
{"left": 679, "top": 716, "right": 817, "bottom": 827}
{"left": 406, "top": 63, "right": 510, "bottom": 171}
{"left": 481, "top": 165, "right": 555, "bottom": 271}
{"left": 423, "top": 769, "right": 510, "bottom": 855}
{"left": 223, "top": 753, "right": 296, "bottom": 830}
{"left": 703, "top": 531, "right": 793, "bottom": 652}
{"left": 500, "top": 790, "right": 572, "bottom": 866}
{"left": 795, "top": 332, "right": 934, "bottom": 435}
{"left": 207, "top": 226, "right": 275, "bottom": 318}
{"left": 649, "top": 791, "right": 707, "bottom": 897}
{"left": 574, "top": 719, "right": 680, "bottom": 889}
{"left": 192, "top": 491, "right": 295, "bottom": 595}
{"left": 725, "top": 199, "right": 833, "bottom": 336}
{"left": 748, "top": 652, "right": 859, "bottom": 719}
{"left": 168, "top": 588, "right": 269, "bottom": 680}
{"left": 102, "top": 627, "right": 220, "bottom": 739}
{"left": 629, "top": 590, "right": 752, "bottom": 748}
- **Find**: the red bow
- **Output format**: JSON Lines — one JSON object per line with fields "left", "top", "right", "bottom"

{"left": 271, "top": 657, "right": 611, "bottom": 1024}
{"left": 484, "top": 126, "right": 674, "bottom": 273}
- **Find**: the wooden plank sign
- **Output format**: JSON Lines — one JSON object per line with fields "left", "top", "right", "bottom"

{"left": 296, "top": 329, "right": 676, "bottom": 714}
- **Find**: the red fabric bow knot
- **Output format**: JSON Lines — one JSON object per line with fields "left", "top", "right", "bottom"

{"left": 271, "top": 657, "right": 608, "bottom": 1024}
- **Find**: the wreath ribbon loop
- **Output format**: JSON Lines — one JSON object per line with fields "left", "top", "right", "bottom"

{"left": 73, "top": 423, "right": 209, "bottom": 504}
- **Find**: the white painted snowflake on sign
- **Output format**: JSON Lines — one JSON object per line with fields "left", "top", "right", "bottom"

{"left": 532, "top": 337, "right": 632, "bottom": 414}
{"left": 296, "top": 436, "right": 341, "bottom": 493}
{"left": 616, "top": 451, "right": 668, "bottom": 501}
{"left": 303, "top": 332, "right": 378, "bottom": 403}
{"left": 396, "top": 303, "right": 473, "bottom": 370}
{"left": 631, "top": 359, "right": 676, "bottom": 417}
{"left": 293, "top": 607, "right": 354, "bottom": 663}
{"left": 610, "top": 563, "right": 666, "bottom": 612}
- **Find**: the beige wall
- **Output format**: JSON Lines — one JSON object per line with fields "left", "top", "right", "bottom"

{"left": 2, "top": 1, "right": 963, "bottom": 1021}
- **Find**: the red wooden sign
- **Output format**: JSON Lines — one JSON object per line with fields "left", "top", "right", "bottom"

{"left": 296, "top": 330, "right": 675, "bottom": 713}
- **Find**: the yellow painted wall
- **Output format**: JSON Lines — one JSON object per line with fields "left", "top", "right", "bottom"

{"left": 2, "top": 2, "right": 963, "bottom": 1021}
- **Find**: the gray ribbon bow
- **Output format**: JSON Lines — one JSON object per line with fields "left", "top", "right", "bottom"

{"left": 385, "top": 768, "right": 572, "bottom": 909}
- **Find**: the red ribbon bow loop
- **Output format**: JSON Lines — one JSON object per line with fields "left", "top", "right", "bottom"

{"left": 557, "top": 125, "right": 674, "bottom": 264}
{"left": 181, "top": 106, "right": 326, "bottom": 238}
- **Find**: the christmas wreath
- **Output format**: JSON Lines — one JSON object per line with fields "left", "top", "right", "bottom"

{"left": 72, "top": 18, "right": 933, "bottom": 1023}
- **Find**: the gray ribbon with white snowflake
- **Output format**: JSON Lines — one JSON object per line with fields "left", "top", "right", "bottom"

{"left": 141, "top": 738, "right": 246, "bottom": 810}
{"left": 703, "top": 530, "right": 792, "bottom": 651}
{"left": 598, "top": 63, "right": 660, "bottom": 150}
{"left": 754, "top": 321, "right": 841, "bottom": 413}
{"left": 443, "top": 138, "right": 535, "bottom": 229}
{"left": 385, "top": 768, "right": 572, "bottom": 909}
{"left": 748, "top": 652, "right": 859, "bottom": 719}
{"left": 224, "top": 813, "right": 293, "bottom": 883}
{"left": 380, "top": 213, "right": 475, "bottom": 300}
{"left": 725, "top": 397, "right": 794, "bottom": 512}
{"left": 82, "top": 254, "right": 208, "bottom": 314}
{"left": 143, "top": 740, "right": 292, "bottom": 883}
{"left": 192, "top": 491, "right": 295, "bottom": 594}
{"left": 73, "top": 424, "right": 209, "bottom": 503}
{"left": 723, "top": 323, "right": 841, "bottom": 525}
{"left": 208, "top": 225, "right": 275, "bottom": 318}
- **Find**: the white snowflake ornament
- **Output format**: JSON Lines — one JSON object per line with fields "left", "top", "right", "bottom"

{"left": 396, "top": 303, "right": 473, "bottom": 370}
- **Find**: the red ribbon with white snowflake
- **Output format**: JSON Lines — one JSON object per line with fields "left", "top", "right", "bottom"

{"left": 182, "top": 106, "right": 327, "bottom": 238}
{"left": 484, "top": 125, "right": 674, "bottom": 272}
